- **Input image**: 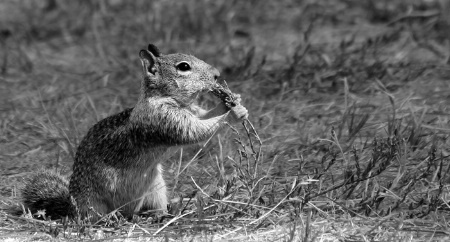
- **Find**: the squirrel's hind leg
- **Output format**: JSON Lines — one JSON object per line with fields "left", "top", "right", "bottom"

{"left": 137, "top": 163, "right": 168, "bottom": 213}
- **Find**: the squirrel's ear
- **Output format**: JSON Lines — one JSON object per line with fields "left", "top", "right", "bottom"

{"left": 139, "top": 49, "right": 157, "bottom": 76}
{"left": 147, "top": 44, "right": 161, "bottom": 57}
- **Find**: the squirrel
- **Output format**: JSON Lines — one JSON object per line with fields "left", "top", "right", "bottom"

{"left": 21, "top": 44, "right": 248, "bottom": 221}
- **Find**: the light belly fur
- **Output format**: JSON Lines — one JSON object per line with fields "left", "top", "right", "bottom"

{"left": 112, "top": 147, "right": 179, "bottom": 215}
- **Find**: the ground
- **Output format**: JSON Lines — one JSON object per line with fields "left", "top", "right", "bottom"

{"left": 1, "top": 0, "right": 450, "bottom": 241}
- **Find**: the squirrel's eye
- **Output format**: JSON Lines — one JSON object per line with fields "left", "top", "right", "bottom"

{"left": 176, "top": 62, "right": 191, "bottom": 71}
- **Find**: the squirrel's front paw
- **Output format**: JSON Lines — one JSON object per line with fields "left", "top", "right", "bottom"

{"left": 233, "top": 94, "right": 242, "bottom": 104}
{"left": 227, "top": 105, "right": 248, "bottom": 123}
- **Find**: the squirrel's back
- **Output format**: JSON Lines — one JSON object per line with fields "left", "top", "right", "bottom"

{"left": 22, "top": 108, "right": 136, "bottom": 219}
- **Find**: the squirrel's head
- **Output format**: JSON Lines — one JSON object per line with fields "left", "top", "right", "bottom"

{"left": 139, "top": 44, "right": 220, "bottom": 106}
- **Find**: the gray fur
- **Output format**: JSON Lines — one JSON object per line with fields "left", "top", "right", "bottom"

{"left": 21, "top": 44, "right": 242, "bottom": 221}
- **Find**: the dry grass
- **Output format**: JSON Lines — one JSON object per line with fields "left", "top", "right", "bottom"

{"left": 2, "top": 0, "right": 450, "bottom": 241}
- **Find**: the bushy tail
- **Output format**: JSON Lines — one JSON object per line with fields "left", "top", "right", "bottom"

{"left": 22, "top": 171, "right": 75, "bottom": 219}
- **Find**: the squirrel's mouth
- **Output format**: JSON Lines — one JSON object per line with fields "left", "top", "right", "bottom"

{"left": 193, "top": 89, "right": 208, "bottom": 100}
{"left": 184, "top": 89, "right": 206, "bottom": 105}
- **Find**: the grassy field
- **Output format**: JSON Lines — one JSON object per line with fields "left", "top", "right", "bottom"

{"left": 2, "top": 0, "right": 450, "bottom": 241}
